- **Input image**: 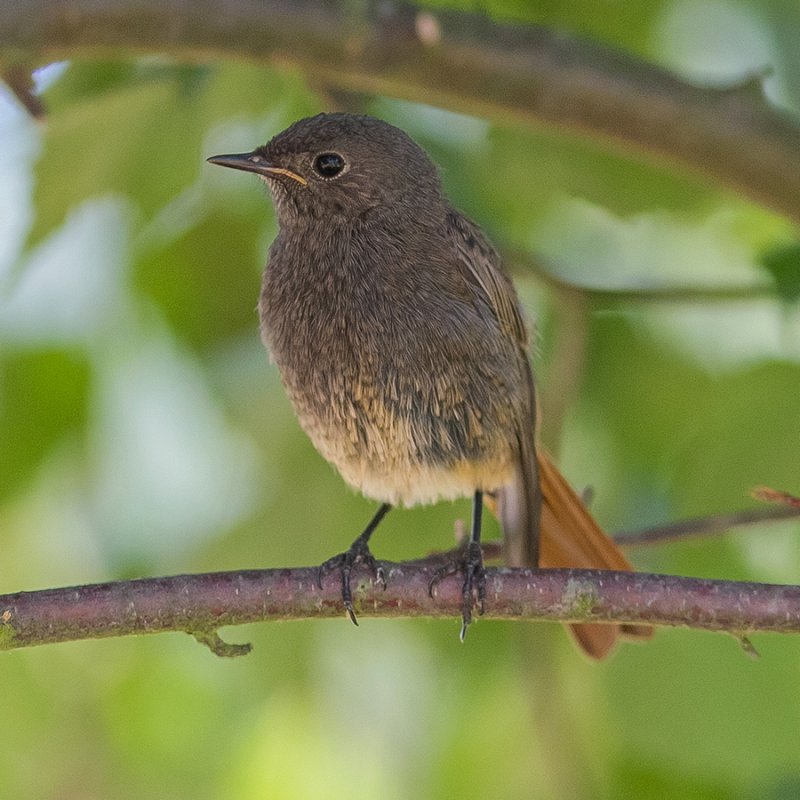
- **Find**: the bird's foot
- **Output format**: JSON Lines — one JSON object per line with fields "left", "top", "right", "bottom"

{"left": 429, "top": 539, "right": 486, "bottom": 641}
{"left": 317, "top": 533, "right": 386, "bottom": 625}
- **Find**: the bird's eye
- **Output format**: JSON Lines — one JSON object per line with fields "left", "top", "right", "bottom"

{"left": 313, "top": 152, "right": 346, "bottom": 178}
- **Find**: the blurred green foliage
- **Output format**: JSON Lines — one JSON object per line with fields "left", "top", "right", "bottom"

{"left": 1, "top": 1, "right": 800, "bottom": 798}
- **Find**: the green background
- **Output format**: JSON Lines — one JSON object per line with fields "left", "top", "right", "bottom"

{"left": 1, "top": 1, "right": 800, "bottom": 798}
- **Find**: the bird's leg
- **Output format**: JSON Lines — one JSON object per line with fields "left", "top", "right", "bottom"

{"left": 429, "top": 490, "right": 486, "bottom": 640}
{"left": 317, "top": 503, "right": 391, "bottom": 625}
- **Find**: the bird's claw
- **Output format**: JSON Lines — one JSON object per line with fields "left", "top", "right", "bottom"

{"left": 429, "top": 540, "right": 486, "bottom": 640}
{"left": 318, "top": 536, "right": 386, "bottom": 625}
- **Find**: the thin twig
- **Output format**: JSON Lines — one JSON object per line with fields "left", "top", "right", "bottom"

{"left": 614, "top": 504, "right": 800, "bottom": 548}
{"left": 752, "top": 486, "right": 800, "bottom": 509}
{"left": 504, "top": 249, "right": 777, "bottom": 304}
{"left": 538, "top": 288, "right": 590, "bottom": 453}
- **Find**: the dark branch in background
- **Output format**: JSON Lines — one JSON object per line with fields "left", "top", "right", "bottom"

{"left": 1, "top": 0, "right": 800, "bottom": 225}
{"left": 1, "top": 62, "right": 45, "bottom": 117}
{"left": 3, "top": 558, "right": 800, "bottom": 656}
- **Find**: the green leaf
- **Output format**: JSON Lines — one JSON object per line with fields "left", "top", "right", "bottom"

{"left": 133, "top": 211, "right": 269, "bottom": 349}
{"left": 760, "top": 242, "right": 800, "bottom": 304}
{"left": 0, "top": 349, "right": 89, "bottom": 500}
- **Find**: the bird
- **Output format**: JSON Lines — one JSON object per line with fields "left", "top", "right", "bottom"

{"left": 208, "top": 112, "right": 650, "bottom": 658}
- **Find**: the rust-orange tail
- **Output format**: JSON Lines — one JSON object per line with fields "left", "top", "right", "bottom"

{"left": 537, "top": 451, "right": 652, "bottom": 658}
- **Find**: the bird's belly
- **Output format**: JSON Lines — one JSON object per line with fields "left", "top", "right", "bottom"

{"left": 341, "top": 453, "right": 515, "bottom": 506}
{"left": 284, "top": 376, "right": 518, "bottom": 506}
{"left": 262, "top": 268, "right": 528, "bottom": 507}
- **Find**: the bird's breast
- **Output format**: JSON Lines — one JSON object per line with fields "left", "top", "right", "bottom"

{"left": 258, "top": 231, "right": 524, "bottom": 505}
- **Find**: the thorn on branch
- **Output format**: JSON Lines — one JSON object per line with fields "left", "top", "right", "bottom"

{"left": 735, "top": 633, "right": 760, "bottom": 659}
{"left": 192, "top": 630, "right": 252, "bottom": 658}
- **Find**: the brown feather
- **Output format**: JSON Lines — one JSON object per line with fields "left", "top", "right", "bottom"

{"left": 449, "top": 206, "right": 650, "bottom": 658}
{"left": 537, "top": 451, "right": 653, "bottom": 659}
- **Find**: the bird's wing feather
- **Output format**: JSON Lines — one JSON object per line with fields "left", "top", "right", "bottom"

{"left": 447, "top": 212, "right": 528, "bottom": 350}
{"left": 447, "top": 210, "right": 651, "bottom": 659}
{"left": 446, "top": 211, "right": 541, "bottom": 566}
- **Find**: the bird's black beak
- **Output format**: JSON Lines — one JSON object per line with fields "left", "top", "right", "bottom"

{"left": 207, "top": 152, "right": 307, "bottom": 186}
{"left": 207, "top": 151, "right": 266, "bottom": 174}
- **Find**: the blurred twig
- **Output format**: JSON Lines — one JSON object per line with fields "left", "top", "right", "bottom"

{"left": 504, "top": 249, "right": 778, "bottom": 303}
{"left": 614, "top": 504, "right": 800, "bottom": 547}
{"left": 1, "top": 62, "right": 45, "bottom": 117}
{"left": 3, "top": 558, "right": 800, "bottom": 654}
{"left": 537, "top": 288, "right": 590, "bottom": 453}
{"left": 1, "top": 0, "right": 800, "bottom": 223}
{"left": 752, "top": 486, "right": 800, "bottom": 508}
{"left": 448, "top": 497, "right": 800, "bottom": 561}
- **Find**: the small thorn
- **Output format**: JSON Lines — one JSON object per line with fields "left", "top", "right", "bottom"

{"left": 738, "top": 634, "right": 760, "bottom": 659}
{"left": 345, "top": 603, "right": 359, "bottom": 626}
{"left": 459, "top": 620, "right": 468, "bottom": 642}
{"left": 192, "top": 630, "right": 252, "bottom": 658}
{"left": 376, "top": 564, "right": 387, "bottom": 590}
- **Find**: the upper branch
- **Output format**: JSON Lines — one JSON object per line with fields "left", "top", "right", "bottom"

{"left": 2, "top": 0, "right": 800, "bottom": 223}
{"left": 2, "top": 563, "right": 800, "bottom": 654}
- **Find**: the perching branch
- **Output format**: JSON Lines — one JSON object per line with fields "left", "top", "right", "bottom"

{"left": 2, "top": 503, "right": 797, "bottom": 654}
{"left": 2, "top": 0, "right": 800, "bottom": 223}
{"left": 2, "top": 556, "right": 800, "bottom": 655}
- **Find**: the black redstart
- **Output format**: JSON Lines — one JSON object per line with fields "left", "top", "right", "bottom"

{"left": 208, "top": 113, "right": 650, "bottom": 656}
